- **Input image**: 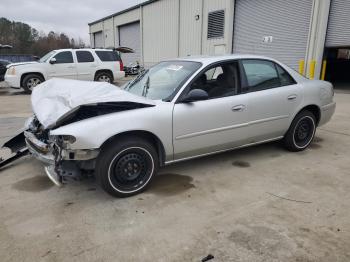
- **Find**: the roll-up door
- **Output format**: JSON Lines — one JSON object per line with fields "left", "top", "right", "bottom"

{"left": 119, "top": 21, "right": 141, "bottom": 65}
{"left": 233, "top": 0, "right": 313, "bottom": 70}
{"left": 326, "top": 0, "right": 350, "bottom": 47}
{"left": 94, "top": 31, "right": 103, "bottom": 48}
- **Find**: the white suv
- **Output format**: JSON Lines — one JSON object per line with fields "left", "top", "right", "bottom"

{"left": 5, "top": 48, "right": 125, "bottom": 93}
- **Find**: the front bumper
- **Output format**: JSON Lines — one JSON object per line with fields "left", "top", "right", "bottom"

{"left": 24, "top": 130, "right": 99, "bottom": 185}
{"left": 24, "top": 131, "right": 55, "bottom": 165}
{"left": 4, "top": 74, "right": 21, "bottom": 88}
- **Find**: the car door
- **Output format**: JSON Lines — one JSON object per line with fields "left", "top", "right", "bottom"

{"left": 76, "top": 50, "right": 97, "bottom": 81}
{"left": 47, "top": 51, "right": 77, "bottom": 79}
{"left": 173, "top": 61, "right": 251, "bottom": 160}
{"left": 239, "top": 59, "right": 302, "bottom": 143}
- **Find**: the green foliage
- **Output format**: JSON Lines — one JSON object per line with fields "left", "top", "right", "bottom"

{"left": 0, "top": 17, "right": 85, "bottom": 57}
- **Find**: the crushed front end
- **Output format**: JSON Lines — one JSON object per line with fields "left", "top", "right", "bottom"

{"left": 24, "top": 116, "right": 99, "bottom": 186}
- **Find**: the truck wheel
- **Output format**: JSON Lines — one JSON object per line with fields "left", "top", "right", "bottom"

{"left": 95, "top": 72, "right": 113, "bottom": 83}
{"left": 96, "top": 136, "right": 159, "bottom": 197}
{"left": 283, "top": 110, "right": 316, "bottom": 152}
{"left": 22, "top": 74, "right": 44, "bottom": 94}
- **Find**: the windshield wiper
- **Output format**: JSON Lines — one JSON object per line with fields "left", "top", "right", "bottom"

{"left": 124, "top": 69, "right": 149, "bottom": 90}
{"left": 142, "top": 76, "right": 150, "bottom": 97}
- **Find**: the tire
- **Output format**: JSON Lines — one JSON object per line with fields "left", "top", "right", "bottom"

{"left": 283, "top": 110, "right": 316, "bottom": 152}
{"left": 96, "top": 136, "right": 159, "bottom": 197}
{"left": 22, "top": 74, "right": 44, "bottom": 94}
{"left": 94, "top": 71, "right": 113, "bottom": 83}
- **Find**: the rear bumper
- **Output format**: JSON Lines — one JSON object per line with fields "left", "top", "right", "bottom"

{"left": 4, "top": 74, "right": 21, "bottom": 88}
{"left": 113, "top": 71, "right": 125, "bottom": 80}
{"left": 319, "top": 102, "right": 336, "bottom": 126}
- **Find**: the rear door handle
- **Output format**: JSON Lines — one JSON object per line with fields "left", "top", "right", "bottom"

{"left": 287, "top": 94, "right": 297, "bottom": 100}
{"left": 232, "top": 105, "right": 246, "bottom": 112}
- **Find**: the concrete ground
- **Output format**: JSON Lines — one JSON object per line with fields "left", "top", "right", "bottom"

{"left": 0, "top": 83, "right": 350, "bottom": 262}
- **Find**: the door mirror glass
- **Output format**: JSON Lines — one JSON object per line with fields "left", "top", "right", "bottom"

{"left": 49, "top": 58, "right": 57, "bottom": 64}
{"left": 180, "top": 89, "right": 209, "bottom": 103}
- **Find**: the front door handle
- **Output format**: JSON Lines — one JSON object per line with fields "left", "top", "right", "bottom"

{"left": 287, "top": 94, "right": 297, "bottom": 100}
{"left": 232, "top": 105, "right": 246, "bottom": 112}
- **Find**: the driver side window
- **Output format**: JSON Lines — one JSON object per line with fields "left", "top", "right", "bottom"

{"left": 190, "top": 62, "right": 239, "bottom": 100}
{"left": 53, "top": 51, "right": 74, "bottom": 64}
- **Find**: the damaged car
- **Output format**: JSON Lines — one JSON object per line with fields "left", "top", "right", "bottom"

{"left": 1, "top": 55, "right": 336, "bottom": 197}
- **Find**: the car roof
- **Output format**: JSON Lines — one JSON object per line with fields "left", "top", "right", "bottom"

{"left": 175, "top": 54, "right": 277, "bottom": 66}
{"left": 52, "top": 48, "right": 115, "bottom": 52}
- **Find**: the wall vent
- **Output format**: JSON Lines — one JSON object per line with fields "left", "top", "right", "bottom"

{"left": 207, "top": 10, "right": 225, "bottom": 39}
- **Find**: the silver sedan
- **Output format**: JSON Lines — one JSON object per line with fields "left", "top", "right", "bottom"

{"left": 5, "top": 55, "right": 336, "bottom": 197}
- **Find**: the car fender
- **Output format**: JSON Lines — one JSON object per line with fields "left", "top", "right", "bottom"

{"left": 49, "top": 102, "right": 174, "bottom": 161}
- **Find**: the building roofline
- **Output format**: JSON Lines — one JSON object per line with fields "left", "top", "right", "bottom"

{"left": 88, "top": 0, "right": 159, "bottom": 26}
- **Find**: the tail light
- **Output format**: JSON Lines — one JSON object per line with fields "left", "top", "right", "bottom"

{"left": 120, "top": 61, "right": 124, "bottom": 71}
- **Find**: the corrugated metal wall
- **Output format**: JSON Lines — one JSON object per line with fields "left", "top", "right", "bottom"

{"left": 113, "top": 8, "right": 141, "bottom": 47}
{"left": 233, "top": 0, "right": 313, "bottom": 70}
{"left": 103, "top": 18, "right": 114, "bottom": 48}
{"left": 325, "top": 0, "right": 350, "bottom": 47}
{"left": 179, "top": 0, "right": 202, "bottom": 56}
{"left": 142, "top": 0, "right": 180, "bottom": 67}
{"left": 119, "top": 22, "right": 141, "bottom": 65}
{"left": 94, "top": 32, "right": 103, "bottom": 48}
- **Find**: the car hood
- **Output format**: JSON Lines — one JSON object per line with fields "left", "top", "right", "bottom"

{"left": 31, "top": 78, "right": 156, "bottom": 129}
{"left": 7, "top": 61, "right": 38, "bottom": 68}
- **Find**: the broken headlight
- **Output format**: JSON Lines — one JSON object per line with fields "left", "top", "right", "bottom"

{"left": 50, "top": 135, "right": 76, "bottom": 149}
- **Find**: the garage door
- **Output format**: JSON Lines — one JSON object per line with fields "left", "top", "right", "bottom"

{"left": 119, "top": 21, "right": 141, "bottom": 65}
{"left": 326, "top": 0, "right": 350, "bottom": 47}
{"left": 233, "top": 0, "right": 313, "bottom": 70}
{"left": 94, "top": 31, "right": 103, "bottom": 48}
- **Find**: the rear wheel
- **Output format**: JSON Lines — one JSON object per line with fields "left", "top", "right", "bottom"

{"left": 96, "top": 136, "right": 159, "bottom": 197}
{"left": 283, "top": 110, "right": 316, "bottom": 152}
{"left": 95, "top": 71, "right": 113, "bottom": 83}
{"left": 22, "top": 74, "right": 44, "bottom": 94}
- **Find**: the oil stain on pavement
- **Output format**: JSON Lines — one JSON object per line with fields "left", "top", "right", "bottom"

{"left": 149, "top": 173, "right": 195, "bottom": 196}
{"left": 232, "top": 160, "right": 251, "bottom": 168}
{"left": 12, "top": 175, "right": 53, "bottom": 192}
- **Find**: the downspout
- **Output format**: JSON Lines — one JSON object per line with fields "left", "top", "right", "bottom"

{"left": 177, "top": 0, "right": 181, "bottom": 57}
{"left": 200, "top": 0, "right": 204, "bottom": 55}
{"left": 140, "top": 5, "right": 144, "bottom": 66}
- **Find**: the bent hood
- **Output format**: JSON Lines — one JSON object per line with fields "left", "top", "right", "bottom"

{"left": 31, "top": 78, "right": 156, "bottom": 129}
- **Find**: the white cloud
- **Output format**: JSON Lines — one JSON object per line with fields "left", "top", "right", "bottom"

{"left": 0, "top": 0, "right": 145, "bottom": 44}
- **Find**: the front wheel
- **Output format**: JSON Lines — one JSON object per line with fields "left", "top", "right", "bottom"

{"left": 22, "top": 74, "right": 44, "bottom": 94}
{"left": 283, "top": 110, "right": 316, "bottom": 152}
{"left": 96, "top": 136, "right": 159, "bottom": 197}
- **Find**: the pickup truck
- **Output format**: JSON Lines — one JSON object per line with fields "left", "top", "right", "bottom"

{"left": 4, "top": 48, "right": 125, "bottom": 93}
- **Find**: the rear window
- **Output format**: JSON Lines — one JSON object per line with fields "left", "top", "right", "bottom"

{"left": 95, "top": 51, "right": 121, "bottom": 62}
{"left": 76, "top": 51, "right": 94, "bottom": 63}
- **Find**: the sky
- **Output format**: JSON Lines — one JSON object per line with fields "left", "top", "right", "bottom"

{"left": 0, "top": 0, "right": 145, "bottom": 45}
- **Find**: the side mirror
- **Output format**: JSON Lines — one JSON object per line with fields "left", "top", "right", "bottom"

{"left": 180, "top": 89, "right": 209, "bottom": 103}
{"left": 49, "top": 58, "right": 57, "bottom": 64}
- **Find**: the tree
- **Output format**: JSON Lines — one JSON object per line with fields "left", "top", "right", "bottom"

{"left": 0, "top": 17, "right": 85, "bottom": 57}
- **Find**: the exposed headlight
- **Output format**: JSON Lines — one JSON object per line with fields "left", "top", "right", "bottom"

{"left": 50, "top": 134, "right": 76, "bottom": 149}
{"left": 7, "top": 67, "right": 16, "bottom": 75}
{"left": 59, "top": 135, "right": 76, "bottom": 144}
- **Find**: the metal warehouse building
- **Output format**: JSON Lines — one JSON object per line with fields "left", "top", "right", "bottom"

{"left": 89, "top": 0, "right": 350, "bottom": 83}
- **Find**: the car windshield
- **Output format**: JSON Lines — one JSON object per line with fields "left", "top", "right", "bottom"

{"left": 124, "top": 61, "right": 201, "bottom": 101}
{"left": 39, "top": 51, "right": 56, "bottom": 63}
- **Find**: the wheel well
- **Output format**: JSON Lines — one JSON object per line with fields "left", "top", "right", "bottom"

{"left": 101, "top": 131, "right": 166, "bottom": 166}
{"left": 21, "top": 72, "right": 45, "bottom": 87}
{"left": 300, "top": 105, "right": 321, "bottom": 125}
{"left": 94, "top": 70, "right": 114, "bottom": 81}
